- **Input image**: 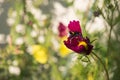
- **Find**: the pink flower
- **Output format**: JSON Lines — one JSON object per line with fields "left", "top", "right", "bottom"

{"left": 64, "top": 20, "right": 93, "bottom": 55}
{"left": 68, "top": 20, "right": 82, "bottom": 33}
{"left": 58, "top": 22, "right": 67, "bottom": 37}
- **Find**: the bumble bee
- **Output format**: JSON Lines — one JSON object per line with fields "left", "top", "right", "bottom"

{"left": 69, "top": 31, "right": 82, "bottom": 37}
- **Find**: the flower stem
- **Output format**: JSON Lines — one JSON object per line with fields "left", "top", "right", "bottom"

{"left": 91, "top": 52, "right": 109, "bottom": 80}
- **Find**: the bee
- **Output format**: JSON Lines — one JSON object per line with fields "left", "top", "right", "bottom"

{"left": 69, "top": 31, "right": 82, "bottom": 37}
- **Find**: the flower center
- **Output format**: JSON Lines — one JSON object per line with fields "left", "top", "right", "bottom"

{"left": 78, "top": 41, "right": 88, "bottom": 50}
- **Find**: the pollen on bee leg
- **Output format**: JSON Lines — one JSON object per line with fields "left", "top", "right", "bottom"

{"left": 69, "top": 31, "right": 74, "bottom": 35}
{"left": 78, "top": 41, "right": 88, "bottom": 50}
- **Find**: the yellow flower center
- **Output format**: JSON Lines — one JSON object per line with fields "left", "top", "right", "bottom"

{"left": 78, "top": 41, "right": 88, "bottom": 50}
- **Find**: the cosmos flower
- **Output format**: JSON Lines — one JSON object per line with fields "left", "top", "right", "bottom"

{"left": 58, "top": 22, "right": 67, "bottom": 37}
{"left": 64, "top": 20, "right": 93, "bottom": 55}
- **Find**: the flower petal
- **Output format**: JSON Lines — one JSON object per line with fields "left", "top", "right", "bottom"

{"left": 68, "top": 20, "right": 82, "bottom": 33}
{"left": 58, "top": 22, "right": 67, "bottom": 37}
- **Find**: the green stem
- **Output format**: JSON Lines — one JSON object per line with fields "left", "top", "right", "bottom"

{"left": 92, "top": 52, "right": 109, "bottom": 80}
{"left": 107, "top": 26, "right": 112, "bottom": 54}
{"left": 22, "top": 0, "right": 27, "bottom": 24}
{"left": 23, "top": 0, "right": 26, "bottom": 14}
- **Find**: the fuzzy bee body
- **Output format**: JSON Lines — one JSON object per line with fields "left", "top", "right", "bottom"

{"left": 69, "top": 31, "right": 82, "bottom": 37}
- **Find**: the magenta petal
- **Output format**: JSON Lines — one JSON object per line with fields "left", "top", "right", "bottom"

{"left": 64, "top": 40, "right": 71, "bottom": 49}
{"left": 68, "top": 20, "right": 82, "bottom": 33}
{"left": 58, "top": 22, "right": 66, "bottom": 32}
{"left": 64, "top": 39, "right": 85, "bottom": 54}
{"left": 71, "top": 45, "right": 85, "bottom": 53}
{"left": 58, "top": 22, "right": 67, "bottom": 37}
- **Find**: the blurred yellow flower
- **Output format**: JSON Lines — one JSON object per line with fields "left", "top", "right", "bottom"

{"left": 32, "top": 45, "right": 48, "bottom": 64}
{"left": 32, "top": 45, "right": 41, "bottom": 54}
{"left": 59, "top": 37, "right": 71, "bottom": 57}
{"left": 88, "top": 73, "right": 93, "bottom": 80}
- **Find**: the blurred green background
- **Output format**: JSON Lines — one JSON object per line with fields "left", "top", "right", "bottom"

{"left": 0, "top": 0, "right": 120, "bottom": 80}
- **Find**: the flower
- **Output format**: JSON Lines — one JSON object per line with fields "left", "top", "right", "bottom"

{"left": 8, "top": 66, "right": 21, "bottom": 76}
{"left": 32, "top": 45, "right": 48, "bottom": 64}
{"left": 15, "top": 24, "right": 25, "bottom": 34}
{"left": 15, "top": 37, "right": 24, "bottom": 45}
{"left": 64, "top": 20, "right": 93, "bottom": 55}
{"left": 59, "top": 37, "right": 71, "bottom": 57}
{"left": 58, "top": 22, "right": 67, "bottom": 37}
{"left": 68, "top": 20, "right": 82, "bottom": 33}
{"left": 38, "top": 35, "right": 45, "bottom": 43}
{"left": 59, "top": 43, "right": 71, "bottom": 57}
{"left": 31, "top": 30, "right": 38, "bottom": 38}
{"left": 7, "top": 18, "right": 15, "bottom": 26}
{"left": 88, "top": 73, "right": 94, "bottom": 80}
